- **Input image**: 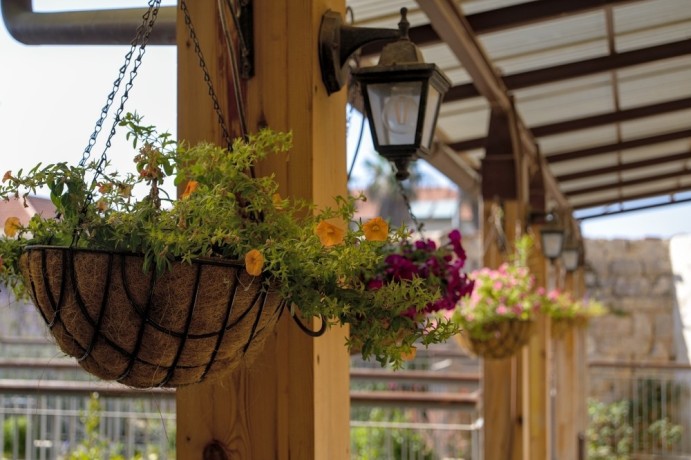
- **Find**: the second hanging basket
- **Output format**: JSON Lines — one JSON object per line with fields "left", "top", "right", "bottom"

{"left": 455, "top": 318, "right": 534, "bottom": 360}
{"left": 20, "top": 246, "right": 284, "bottom": 388}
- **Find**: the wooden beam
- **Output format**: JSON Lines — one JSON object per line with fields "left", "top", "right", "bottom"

{"left": 482, "top": 109, "right": 519, "bottom": 199}
{"left": 572, "top": 184, "right": 691, "bottom": 210}
{"left": 547, "top": 129, "right": 691, "bottom": 163}
{"left": 446, "top": 39, "right": 691, "bottom": 101}
{"left": 175, "top": 1, "right": 350, "bottom": 459}
{"left": 532, "top": 96, "right": 691, "bottom": 137}
{"left": 577, "top": 196, "right": 691, "bottom": 220}
{"left": 451, "top": 98, "right": 691, "bottom": 156}
{"left": 564, "top": 169, "right": 691, "bottom": 196}
{"left": 360, "top": 0, "right": 639, "bottom": 56}
{"left": 426, "top": 142, "right": 482, "bottom": 198}
{"left": 350, "top": 390, "right": 479, "bottom": 409}
{"left": 464, "top": 0, "right": 640, "bottom": 34}
{"left": 557, "top": 151, "right": 691, "bottom": 181}
{"left": 417, "top": 0, "right": 512, "bottom": 112}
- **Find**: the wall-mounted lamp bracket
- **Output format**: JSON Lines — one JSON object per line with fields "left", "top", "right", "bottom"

{"left": 319, "top": 10, "right": 400, "bottom": 94}
{"left": 238, "top": 0, "right": 254, "bottom": 79}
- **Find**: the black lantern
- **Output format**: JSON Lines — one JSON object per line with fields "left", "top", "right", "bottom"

{"left": 561, "top": 246, "right": 580, "bottom": 272}
{"left": 540, "top": 227, "right": 565, "bottom": 261}
{"left": 319, "top": 8, "right": 451, "bottom": 180}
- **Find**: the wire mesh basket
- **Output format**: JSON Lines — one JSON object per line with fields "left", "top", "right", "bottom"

{"left": 20, "top": 246, "right": 284, "bottom": 388}
{"left": 455, "top": 318, "right": 534, "bottom": 360}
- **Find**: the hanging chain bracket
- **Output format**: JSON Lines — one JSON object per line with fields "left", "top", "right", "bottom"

{"left": 237, "top": 0, "right": 254, "bottom": 79}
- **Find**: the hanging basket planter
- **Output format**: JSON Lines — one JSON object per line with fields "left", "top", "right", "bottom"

{"left": 19, "top": 246, "right": 284, "bottom": 388}
{"left": 455, "top": 318, "right": 534, "bottom": 360}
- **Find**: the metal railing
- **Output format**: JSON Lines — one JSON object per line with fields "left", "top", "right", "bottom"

{"left": 350, "top": 418, "right": 482, "bottom": 460}
{"left": 0, "top": 342, "right": 483, "bottom": 460}
{"left": 0, "top": 389, "right": 176, "bottom": 460}
{"left": 588, "top": 361, "right": 691, "bottom": 459}
{"left": 349, "top": 347, "right": 482, "bottom": 459}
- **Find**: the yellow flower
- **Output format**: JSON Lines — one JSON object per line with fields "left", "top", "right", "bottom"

{"left": 401, "top": 346, "right": 417, "bottom": 361}
{"left": 97, "top": 182, "right": 113, "bottom": 194}
{"left": 245, "top": 249, "right": 265, "bottom": 276}
{"left": 4, "top": 217, "right": 21, "bottom": 237}
{"left": 181, "top": 180, "right": 199, "bottom": 200}
{"left": 96, "top": 199, "right": 108, "bottom": 213}
{"left": 316, "top": 221, "right": 345, "bottom": 247}
{"left": 272, "top": 193, "right": 284, "bottom": 210}
{"left": 118, "top": 184, "right": 133, "bottom": 198}
{"left": 363, "top": 217, "right": 389, "bottom": 241}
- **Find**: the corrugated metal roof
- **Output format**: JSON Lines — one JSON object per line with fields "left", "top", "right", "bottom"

{"left": 348, "top": 0, "right": 691, "bottom": 220}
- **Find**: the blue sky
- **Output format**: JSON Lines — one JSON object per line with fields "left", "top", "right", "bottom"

{"left": 2, "top": 1, "right": 689, "bottom": 240}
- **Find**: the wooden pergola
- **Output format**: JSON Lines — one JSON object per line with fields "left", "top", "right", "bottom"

{"left": 2, "top": 0, "right": 690, "bottom": 458}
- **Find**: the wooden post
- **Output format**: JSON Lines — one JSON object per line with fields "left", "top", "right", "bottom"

{"left": 554, "top": 326, "right": 576, "bottom": 459}
{"left": 523, "top": 226, "right": 552, "bottom": 460}
{"left": 175, "top": 1, "right": 350, "bottom": 459}
{"left": 553, "top": 263, "right": 591, "bottom": 459}
{"left": 482, "top": 199, "right": 526, "bottom": 460}
{"left": 567, "top": 268, "right": 590, "bottom": 456}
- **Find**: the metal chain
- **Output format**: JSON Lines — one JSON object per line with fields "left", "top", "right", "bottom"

{"left": 180, "top": 0, "right": 233, "bottom": 149}
{"left": 72, "top": 0, "right": 161, "bottom": 246}
{"left": 396, "top": 181, "right": 425, "bottom": 235}
{"left": 80, "top": 0, "right": 161, "bottom": 170}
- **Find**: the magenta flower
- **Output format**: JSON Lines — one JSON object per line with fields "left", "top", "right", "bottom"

{"left": 367, "top": 278, "right": 384, "bottom": 291}
{"left": 365, "top": 229, "right": 474, "bottom": 319}
{"left": 448, "top": 229, "right": 466, "bottom": 261}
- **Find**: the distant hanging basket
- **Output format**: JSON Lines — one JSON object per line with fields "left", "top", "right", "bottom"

{"left": 19, "top": 246, "right": 284, "bottom": 388}
{"left": 455, "top": 318, "right": 534, "bottom": 360}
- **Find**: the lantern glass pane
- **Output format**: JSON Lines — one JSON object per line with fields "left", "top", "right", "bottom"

{"left": 367, "top": 81, "right": 422, "bottom": 146}
{"left": 421, "top": 85, "right": 440, "bottom": 149}
{"left": 562, "top": 248, "right": 579, "bottom": 271}
{"left": 541, "top": 230, "right": 564, "bottom": 259}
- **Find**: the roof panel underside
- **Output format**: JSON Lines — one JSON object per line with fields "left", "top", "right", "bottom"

{"left": 479, "top": 12, "right": 609, "bottom": 74}
{"left": 345, "top": 0, "right": 691, "bottom": 216}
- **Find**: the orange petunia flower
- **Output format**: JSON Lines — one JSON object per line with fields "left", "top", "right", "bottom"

{"left": 316, "top": 221, "right": 345, "bottom": 247}
{"left": 96, "top": 199, "right": 108, "bottom": 213}
{"left": 118, "top": 184, "right": 133, "bottom": 198}
{"left": 245, "top": 249, "right": 265, "bottom": 276}
{"left": 401, "top": 346, "right": 417, "bottom": 361}
{"left": 97, "top": 182, "right": 113, "bottom": 194}
{"left": 4, "top": 217, "right": 21, "bottom": 237}
{"left": 363, "top": 217, "right": 389, "bottom": 242}
{"left": 2, "top": 171, "right": 12, "bottom": 183}
{"left": 272, "top": 193, "right": 284, "bottom": 210}
{"left": 181, "top": 180, "right": 199, "bottom": 200}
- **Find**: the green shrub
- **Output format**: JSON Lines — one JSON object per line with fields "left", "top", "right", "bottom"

{"left": 351, "top": 408, "right": 436, "bottom": 460}
{"left": 3, "top": 416, "right": 27, "bottom": 458}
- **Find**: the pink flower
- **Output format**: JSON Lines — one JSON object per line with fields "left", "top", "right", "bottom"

{"left": 496, "top": 305, "right": 508, "bottom": 315}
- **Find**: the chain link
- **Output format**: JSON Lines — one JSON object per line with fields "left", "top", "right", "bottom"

{"left": 397, "top": 181, "right": 424, "bottom": 235}
{"left": 72, "top": 0, "right": 161, "bottom": 247}
{"left": 180, "top": 0, "right": 233, "bottom": 149}
{"left": 81, "top": 0, "right": 161, "bottom": 171}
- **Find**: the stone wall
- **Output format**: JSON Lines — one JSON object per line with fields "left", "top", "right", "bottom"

{"left": 584, "top": 238, "right": 678, "bottom": 363}
{"left": 584, "top": 236, "right": 691, "bottom": 451}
